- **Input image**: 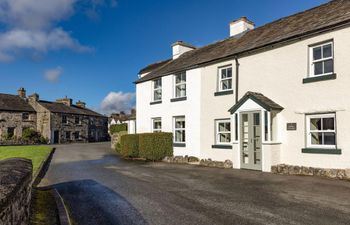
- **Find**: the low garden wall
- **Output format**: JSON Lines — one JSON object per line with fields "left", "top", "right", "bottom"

{"left": 272, "top": 164, "right": 350, "bottom": 180}
{"left": 0, "top": 158, "right": 32, "bottom": 225}
{"left": 163, "top": 156, "right": 233, "bottom": 169}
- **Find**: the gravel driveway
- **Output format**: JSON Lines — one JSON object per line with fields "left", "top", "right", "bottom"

{"left": 40, "top": 142, "right": 350, "bottom": 225}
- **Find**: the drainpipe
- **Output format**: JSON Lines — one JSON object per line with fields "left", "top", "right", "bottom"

{"left": 235, "top": 58, "right": 240, "bottom": 103}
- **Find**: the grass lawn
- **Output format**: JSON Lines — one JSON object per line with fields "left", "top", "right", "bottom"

{"left": 0, "top": 145, "right": 52, "bottom": 175}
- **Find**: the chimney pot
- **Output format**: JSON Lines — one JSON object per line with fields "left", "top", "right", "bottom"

{"left": 18, "top": 87, "right": 26, "bottom": 98}
{"left": 76, "top": 100, "right": 86, "bottom": 108}
{"left": 29, "top": 93, "right": 39, "bottom": 102}
{"left": 56, "top": 96, "right": 72, "bottom": 106}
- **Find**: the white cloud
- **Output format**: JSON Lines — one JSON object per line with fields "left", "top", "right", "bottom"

{"left": 100, "top": 91, "right": 135, "bottom": 115}
{"left": 0, "top": 0, "right": 115, "bottom": 62}
{"left": 44, "top": 66, "right": 63, "bottom": 83}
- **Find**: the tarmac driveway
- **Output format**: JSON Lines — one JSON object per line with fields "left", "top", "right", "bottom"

{"left": 40, "top": 142, "right": 350, "bottom": 225}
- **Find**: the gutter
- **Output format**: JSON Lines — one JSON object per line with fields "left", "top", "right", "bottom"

{"left": 235, "top": 58, "right": 239, "bottom": 104}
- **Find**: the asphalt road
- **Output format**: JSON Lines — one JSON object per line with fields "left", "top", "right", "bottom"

{"left": 40, "top": 142, "right": 350, "bottom": 225}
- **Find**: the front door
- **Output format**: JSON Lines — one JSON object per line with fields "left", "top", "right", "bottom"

{"left": 53, "top": 130, "right": 59, "bottom": 144}
{"left": 240, "top": 111, "right": 262, "bottom": 170}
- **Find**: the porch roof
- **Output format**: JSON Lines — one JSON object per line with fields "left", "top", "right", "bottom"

{"left": 228, "top": 92, "right": 283, "bottom": 114}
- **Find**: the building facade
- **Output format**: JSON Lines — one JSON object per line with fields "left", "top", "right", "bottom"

{"left": 0, "top": 89, "right": 109, "bottom": 144}
{"left": 136, "top": 0, "right": 350, "bottom": 172}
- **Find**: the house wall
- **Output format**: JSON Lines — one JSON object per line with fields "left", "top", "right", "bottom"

{"left": 50, "top": 113, "right": 89, "bottom": 144}
{"left": 0, "top": 111, "right": 36, "bottom": 141}
{"left": 28, "top": 100, "right": 51, "bottom": 139}
{"left": 88, "top": 116, "right": 109, "bottom": 142}
{"left": 236, "top": 27, "right": 350, "bottom": 169}
{"left": 136, "top": 68, "right": 202, "bottom": 157}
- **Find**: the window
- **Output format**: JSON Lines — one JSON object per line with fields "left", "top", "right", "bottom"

{"left": 174, "top": 72, "right": 186, "bottom": 98}
{"left": 306, "top": 113, "right": 336, "bottom": 148}
{"left": 216, "top": 119, "right": 231, "bottom": 144}
{"left": 75, "top": 116, "right": 81, "bottom": 124}
{"left": 152, "top": 118, "right": 162, "bottom": 133}
{"left": 62, "top": 115, "right": 68, "bottom": 124}
{"left": 7, "top": 127, "right": 15, "bottom": 138}
{"left": 218, "top": 66, "right": 232, "bottom": 91}
{"left": 65, "top": 131, "right": 71, "bottom": 140}
{"left": 174, "top": 116, "right": 185, "bottom": 143}
{"left": 310, "top": 42, "right": 333, "bottom": 77}
{"left": 22, "top": 113, "right": 29, "bottom": 120}
{"left": 153, "top": 78, "right": 162, "bottom": 102}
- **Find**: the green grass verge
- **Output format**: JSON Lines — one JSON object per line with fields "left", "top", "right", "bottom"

{"left": 0, "top": 145, "right": 52, "bottom": 175}
{"left": 30, "top": 189, "right": 59, "bottom": 225}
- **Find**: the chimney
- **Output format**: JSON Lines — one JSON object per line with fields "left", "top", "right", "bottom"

{"left": 131, "top": 109, "right": 136, "bottom": 115}
{"left": 76, "top": 100, "right": 86, "bottom": 108}
{"left": 230, "top": 17, "right": 254, "bottom": 37}
{"left": 56, "top": 96, "right": 72, "bottom": 106}
{"left": 28, "top": 93, "right": 39, "bottom": 102}
{"left": 172, "top": 41, "right": 196, "bottom": 59}
{"left": 18, "top": 87, "right": 26, "bottom": 98}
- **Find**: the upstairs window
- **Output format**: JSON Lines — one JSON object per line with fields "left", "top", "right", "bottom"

{"left": 62, "top": 115, "right": 68, "bottom": 124}
{"left": 153, "top": 78, "right": 162, "bottom": 102}
{"left": 152, "top": 118, "right": 162, "bottom": 133}
{"left": 216, "top": 119, "right": 231, "bottom": 144}
{"left": 218, "top": 66, "right": 232, "bottom": 91}
{"left": 174, "top": 72, "right": 186, "bottom": 98}
{"left": 75, "top": 116, "right": 81, "bottom": 124}
{"left": 310, "top": 42, "right": 333, "bottom": 77}
{"left": 306, "top": 113, "right": 336, "bottom": 148}
{"left": 22, "top": 113, "right": 29, "bottom": 120}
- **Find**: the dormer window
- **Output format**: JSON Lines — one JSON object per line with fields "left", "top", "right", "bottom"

{"left": 310, "top": 41, "right": 333, "bottom": 77}
{"left": 218, "top": 66, "right": 232, "bottom": 91}
{"left": 152, "top": 78, "right": 162, "bottom": 102}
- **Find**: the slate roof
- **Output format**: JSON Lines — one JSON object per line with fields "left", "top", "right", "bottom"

{"left": 38, "top": 101, "right": 105, "bottom": 117}
{"left": 138, "top": 59, "right": 172, "bottom": 75}
{"left": 136, "top": 0, "right": 350, "bottom": 83}
{"left": 229, "top": 92, "right": 283, "bottom": 114}
{"left": 0, "top": 94, "right": 35, "bottom": 112}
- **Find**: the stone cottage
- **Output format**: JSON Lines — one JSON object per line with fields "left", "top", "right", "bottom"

{"left": 0, "top": 88, "right": 109, "bottom": 144}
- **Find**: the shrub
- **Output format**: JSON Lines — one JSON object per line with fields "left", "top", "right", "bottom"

{"left": 120, "top": 134, "right": 139, "bottom": 158}
{"left": 139, "top": 132, "right": 173, "bottom": 161}
{"left": 22, "top": 128, "right": 47, "bottom": 144}
{"left": 110, "top": 124, "right": 128, "bottom": 134}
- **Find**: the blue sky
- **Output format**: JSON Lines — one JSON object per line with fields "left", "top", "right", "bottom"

{"left": 0, "top": 0, "right": 327, "bottom": 114}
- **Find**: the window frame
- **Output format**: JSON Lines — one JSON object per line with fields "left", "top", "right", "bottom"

{"left": 306, "top": 113, "right": 336, "bottom": 149}
{"left": 22, "top": 112, "right": 29, "bottom": 121}
{"left": 75, "top": 116, "right": 81, "bottom": 125}
{"left": 173, "top": 116, "right": 186, "bottom": 144}
{"left": 152, "top": 117, "right": 162, "bottom": 133}
{"left": 65, "top": 131, "right": 71, "bottom": 140}
{"left": 152, "top": 78, "right": 162, "bottom": 102}
{"left": 309, "top": 41, "right": 334, "bottom": 77}
{"left": 215, "top": 119, "right": 231, "bottom": 145}
{"left": 62, "top": 115, "right": 68, "bottom": 124}
{"left": 174, "top": 72, "right": 186, "bottom": 98}
{"left": 218, "top": 65, "right": 233, "bottom": 92}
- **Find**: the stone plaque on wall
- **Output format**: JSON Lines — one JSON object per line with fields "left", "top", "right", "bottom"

{"left": 287, "top": 123, "right": 297, "bottom": 131}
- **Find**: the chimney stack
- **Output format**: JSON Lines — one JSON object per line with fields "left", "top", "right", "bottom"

{"left": 56, "top": 96, "right": 72, "bottom": 107}
{"left": 76, "top": 100, "right": 86, "bottom": 108}
{"left": 230, "top": 17, "right": 254, "bottom": 37}
{"left": 172, "top": 41, "right": 196, "bottom": 59}
{"left": 28, "top": 93, "right": 39, "bottom": 102}
{"left": 18, "top": 87, "right": 26, "bottom": 98}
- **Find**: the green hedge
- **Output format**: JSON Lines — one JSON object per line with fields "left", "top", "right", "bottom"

{"left": 119, "top": 132, "right": 173, "bottom": 161}
{"left": 110, "top": 124, "right": 128, "bottom": 134}
{"left": 120, "top": 134, "right": 139, "bottom": 158}
{"left": 139, "top": 132, "right": 173, "bottom": 161}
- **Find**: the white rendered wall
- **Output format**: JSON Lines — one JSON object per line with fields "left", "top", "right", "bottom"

{"left": 136, "top": 68, "right": 202, "bottom": 157}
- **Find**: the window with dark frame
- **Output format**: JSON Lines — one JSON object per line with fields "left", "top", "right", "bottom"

{"left": 62, "top": 115, "right": 68, "bottom": 124}
{"left": 7, "top": 127, "right": 15, "bottom": 138}
{"left": 22, "top": 112, "right": 29, "bottom": 120}
{"left": 75, "top": 116, "right": 81, "bottom": 124}
{"left": 65, "top": 131, "right": 71, "bottom": 140}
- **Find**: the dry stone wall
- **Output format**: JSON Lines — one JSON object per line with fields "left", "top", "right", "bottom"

{"left": 0, "top": 158, "right": 32, "bottom": 225}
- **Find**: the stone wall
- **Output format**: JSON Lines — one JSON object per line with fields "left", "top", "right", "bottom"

{"left": 88, "top": 116, "right": 109, "bottom": 142}
{"left": 163, "top": 156, "right": 233, "bottom": 169}
{"left": 271, "top": 164, "right": 350, "bottom": 180}
{"left": 0, "top": 111, "right": 37, "bottom": 143}
{"left": 110, "top": 131, "right": 127, "bottom": 149}
{"left": 28, "top": 99, "right": 51, "bottom": 140}
{"left": 0, "top": 158, "right": 32, "bottom": 225}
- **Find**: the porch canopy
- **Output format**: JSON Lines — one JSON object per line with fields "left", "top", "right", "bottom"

{"left": 229, "top": 92, "right": 283, "bottom": 114}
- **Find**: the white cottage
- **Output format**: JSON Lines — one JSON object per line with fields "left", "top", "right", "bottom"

{"left": 135, "top": 0, "right": 350, "bottom": 172}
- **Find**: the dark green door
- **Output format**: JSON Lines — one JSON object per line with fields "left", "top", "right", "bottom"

{"left": 240, "top": 111, "right": 262, "bottom": 170}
